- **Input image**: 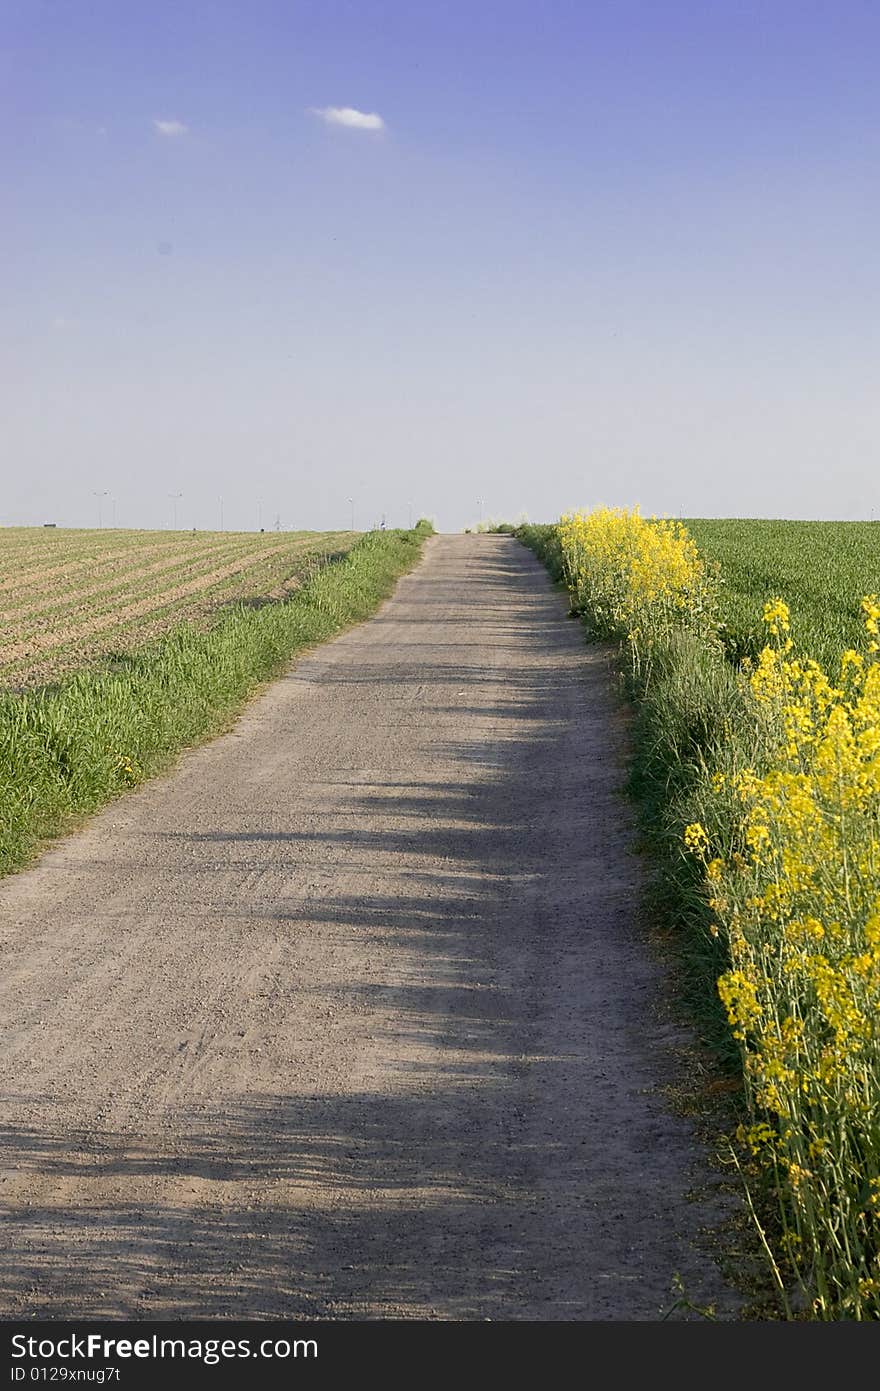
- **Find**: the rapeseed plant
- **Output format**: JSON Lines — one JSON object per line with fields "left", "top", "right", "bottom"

{"left": 559, "top": 507, "right": 717, "bottom": 680}
{"left": 694, "top": 600, "right": 880, "bottom": 1319}
{"left": 556, "top": 506, "right": 880, "bottom": 1317}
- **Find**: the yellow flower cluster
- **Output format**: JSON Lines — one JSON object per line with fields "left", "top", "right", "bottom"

{"left": 557, "top": 503, "right": 880, "bottom": 1315}
{"left": 684, "top": 821, "right": 710, "bottom": 855}
{"left": 558, "top": 507, "right": 716, "bottom": 674}
{"left": 116, "top": 753, "right": 139, "bottom": 786}
{"left": 691, "top": 598, "right": 880, "bottom": 1318}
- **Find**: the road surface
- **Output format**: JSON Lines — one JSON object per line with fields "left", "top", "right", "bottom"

{"left": 0, "top": 534, "right": 741, "bottom": 1319}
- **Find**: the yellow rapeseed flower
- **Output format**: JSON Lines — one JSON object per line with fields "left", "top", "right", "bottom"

{"left": 684, "top": 822, "right": 710, "bottom": 856}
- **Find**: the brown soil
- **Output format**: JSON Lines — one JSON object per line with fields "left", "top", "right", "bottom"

{"left": 3, "top": 537, "right": 248, "bottom": 627}
{"left": 0, "top": 535, "right": 743, "bottom": 1319}
{"left": 0, "top": 543, "right": 291, "bottom": 666}
{"left": 0, "top": 536, "right": 199, "bottom": 597}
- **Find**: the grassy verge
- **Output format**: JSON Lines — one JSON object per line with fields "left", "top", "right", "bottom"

{"left": 516, "top": 519, "right": 741, "bottom": 1056}
{"left": 0, "top": 524, "right": 432, "bottom": 877}
{"left": 515, "top": 517, "right": 776, "bottom": 1310}
{"left": 508, "top": 523, "right": 565, "bottom": 583}
{"left": 517, "top": 515, "right": 880, "bottom": 1319}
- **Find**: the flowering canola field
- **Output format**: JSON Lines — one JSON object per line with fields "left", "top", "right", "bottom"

{"left": 557, "top": 508, "right": 880, "bottom": 1320}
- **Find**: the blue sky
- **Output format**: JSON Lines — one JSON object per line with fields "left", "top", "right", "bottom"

{"left": 3, "top": 1, "right": 879, "bottom": 531}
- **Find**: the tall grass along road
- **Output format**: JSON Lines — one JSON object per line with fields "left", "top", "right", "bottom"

{"left": 0, "top": 535, "right": 741, "bottom": 1320}
{"left": 537, "top": 510, "right": 880, "bottom": 1319}
{"left": 0, "top": 527, "right": 426, "bottom": 877}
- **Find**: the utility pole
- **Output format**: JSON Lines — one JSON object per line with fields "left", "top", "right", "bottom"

{"left": 169, "top": 492, "right": 182, "bottom": 530}
{"left": 92, "top": 490, "right": 108, "bottom": 528}
{"left": 348, "top": 497, "right": 354, "bottom": 531}
{"left": 219, "top": 496, "right": 224, "bottom": 532}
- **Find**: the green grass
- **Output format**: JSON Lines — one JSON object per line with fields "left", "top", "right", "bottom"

{"left": 517, "top": 516, "right": 880, "bottom": 1054}
{"left": 509, "top": 523, "right": 565, "bottom": 583}
{"left": 516, "top": 515, "right": 880, "bottom": 1316}
{"left": 685, "top": 519, "right": 880, "bottom": 668}
{"left": 515, "top": 520, "right": 745, "bottom": 1051}
{"left": 0, "top": 524, "right": 432, "bottom": 877}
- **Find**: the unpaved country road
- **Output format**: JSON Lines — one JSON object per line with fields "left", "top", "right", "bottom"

{"left": 0, "top": 535, "right": 742, "bottom": 1320}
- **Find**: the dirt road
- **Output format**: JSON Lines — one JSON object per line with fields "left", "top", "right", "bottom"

{"left": 0, "top": 535, "right": 742, "bottom": 1319}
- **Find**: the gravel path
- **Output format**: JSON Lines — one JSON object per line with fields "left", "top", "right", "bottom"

{"left": 0, "top": 534, "right": 742, "bottom": 1320}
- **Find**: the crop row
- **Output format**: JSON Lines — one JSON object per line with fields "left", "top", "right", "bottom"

{"left": 2, "top": 536, "right": 268, "bottom": 628}
{"left": 0, "top": 528, "right": 206, "bottom": 588}
{"left": 685, "top": 519, "right": 880, "bottom": 669}
{"left": 0, "top": 529, "right": 356, "bottom": 689}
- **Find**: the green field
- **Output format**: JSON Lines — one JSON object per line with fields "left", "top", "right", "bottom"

{"left": 685, "top": 519, "right": 880, "bottom": 668}
{"left": 515, "top": 518, "right": 880, "bottom": 670}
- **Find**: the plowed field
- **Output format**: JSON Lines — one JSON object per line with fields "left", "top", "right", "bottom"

{"left": 0, "top": 529, "right": 356, "bottom": 688}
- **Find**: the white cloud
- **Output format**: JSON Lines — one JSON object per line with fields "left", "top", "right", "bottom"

{"left": 310, "top": 106, "right": 385, "bottom": 132}
{"left": 153, "top": 119, "right": 188, "bottom": 137}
